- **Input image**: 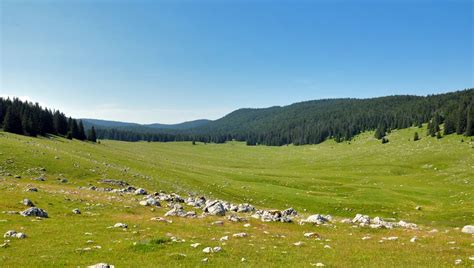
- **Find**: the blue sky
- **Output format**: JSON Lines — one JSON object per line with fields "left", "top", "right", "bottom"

{"left": 1, "top": 0, "right": 472, "bottom": 124}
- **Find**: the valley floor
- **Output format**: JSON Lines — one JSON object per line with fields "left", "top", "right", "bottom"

{"left": 0, "top": 127, "right": 472, "bottom": 267}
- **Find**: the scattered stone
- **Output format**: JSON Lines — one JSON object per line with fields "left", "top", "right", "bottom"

{"left": 220, "top": 236, "right": 229, "bottom": 241}
{"left": 233, "top": 232, "right": 247, "bottom": 238}
{"left": 410, "top": 236, "right": 418, "bottom": 243}
{"left": 113, "top": 223, "right": 127, "bottom": 228}
{"left": 203, "top": 247, "right": 213, "bottom": 253}
{"left": 361, "top": 236, "right": 371, "bottom": 240}
{"left": 20, "top": 207, "right": 48, "bottom": 218}
{"left": 134, "top": 188, "right": 147, "bottom": 195}
{"left": 15, "top": 232, "right": 26, "bottom": 239}
{"left": 72, "top": 209, "right": 81, "bottom": 214}
{"left": 415, "top": 206, "right": 422, "bottom": 210}
{"left": 461, "top": 225, "right": 474, "bottom": 234}
{"left": 228, "top": 214, "right": 247, "bottom": 222}
{"left": 201, "top": 258, "right": 209, "bottom": 262}
{"left": 241, "top": 258, "right": 246, "bottom": 262}
{"left": 213, "top": 246, "right": 222, "bottom": 252}
{"left": 324, "top": 245, "right": 331, "bottom": 249}
{"left": 190, "top": 243, "right": 201, "bottom": 248}
{"left": 14, "top": 175, "right": 21, "bottom": 179}
{"left": 88, "top": 263, "right": 115, "bottom": 268}
{"left": 310, "top": 263, "right": 325, "bottom": 267}
{"left": 164, "top": 204, "right": 187, "bottom": 217}
{"left": 293, "top": 241, "right": 304, "bottom": 246}
{"left": 139, "top": 198, "right": 160, "bottom": 207}
{"left": 25, "top": 187, "right": 38, "bottom": 192}
{"left": 454, "top": 259, "right": 462, "bottom": 265}
{"left": 243, "top": 223, "right": 251, "bottom": 227}
{"left": 4, "top": 230, "right": 17, "bottom": 238}
{"left": 211, "top": 221, "right": 224, "bottom": 226}
{"left": 22, "top": 199, "right": 34, "bottom": 207}
{"left": 301, "top": 214, "right": 331, "bottom": 225}
{"left": 304, "top": 232, "right": 320, "bottom": 238}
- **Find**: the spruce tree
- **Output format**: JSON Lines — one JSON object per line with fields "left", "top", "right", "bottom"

{"left": 3, "top": 107, "right": 23, "bottom": 134}
{"left": 465, "top": 104, "right": 474, "bottom": 136}
{"left": 87, "top": 126, "right": 97, "bottom": 142}
{"left": 77, "top": 120, "right": 86, "bottom": 140}
{"left": 413, "top": 132, "right": 419, "bottom": 141}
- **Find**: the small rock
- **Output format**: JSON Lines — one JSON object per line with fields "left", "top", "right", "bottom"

{"left": 203, "top": 247, "right": 213, "bottom": 253}
{"left": 72, "top": 209, "right": 81, "bottom": 214}
{"left": 201, "top": 258, "right": 209, "bottom": 262}
{"left": 113, "top": 223, "right": 127, "bottom": 228}
{"left": 461, "top": 225, "right": 474, "bottom": 234}
{"left": 293, "top": 241, "right": 304, "bottom": 246}
{"left": 22, "top": 199, "right": 34, "bottom": 207}
{"left": 15, "top": 232, "right": 26, "bottom": 239}
{"left": 220, "top": 236, "right": 229, "bottom": 241}
{"left": 88, "top": 263, "right": 115, "bottom": 268}
{"left": 213, "top": 246, "right": 222, "bottom": 252}
{"left": 410, "top": 236, "right": 418, "bottom": 243}
{"left": 232, "top": 232, "right": 247, "bottom": 238}
{"left": 190, "top": 243, "right": 201, "bottom": 248}
{"left": 454, "top": 259, "right": 462, "bottom": 265}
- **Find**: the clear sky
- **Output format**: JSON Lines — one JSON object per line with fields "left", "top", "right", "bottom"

{"left": 1, "top": 0, "right": 473, "bottom": 124}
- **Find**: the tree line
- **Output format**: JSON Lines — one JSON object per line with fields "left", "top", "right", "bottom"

{"left": 0, "top": 98, "right": 97, "bottom": 142}
{"left": 2, "top": 89, "right": 473, "bottom": 145}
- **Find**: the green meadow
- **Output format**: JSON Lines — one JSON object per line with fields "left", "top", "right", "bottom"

{"left": 0, "top": 126, "right": 473, "bottom": 267}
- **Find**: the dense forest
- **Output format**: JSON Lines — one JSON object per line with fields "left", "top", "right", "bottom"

{"left": 1, "top": 88, "right": 473, "bottom": 145}
{"left": 0, "top": 98, "right": 97, "bottom": 142}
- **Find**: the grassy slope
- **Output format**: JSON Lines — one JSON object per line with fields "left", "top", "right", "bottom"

{"left": 0, "top": 126, "right": 473, "bottom": 267}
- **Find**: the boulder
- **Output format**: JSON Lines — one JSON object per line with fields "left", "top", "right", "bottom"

{"left": 281, "top": 207, "right": 297, "bottom": 217}
{"left": 204, "top": 201, "right": 226, "bottom": 216}
{"left": 20, "top": 207, "right": 48, "bottom": 218}
{"left": 461, "top": 225, "right": 474, "bottom": 234}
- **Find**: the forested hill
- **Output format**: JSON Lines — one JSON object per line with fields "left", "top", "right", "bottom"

{"left": 1, "top": 89, "right": 473, "bottom": 145}
{"left": 187, "top": 89, "right": 474, "bottom": 145}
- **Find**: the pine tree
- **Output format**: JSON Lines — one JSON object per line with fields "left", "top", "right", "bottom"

{"left": 456, "top": 102, "right": 467, "bottom": 134}
{"left": 3, "top": 107, "right": 23, "bottom": 134}
{"left": 77, "top": 120, "right": 86, "bottom": 140}
{"left": 413, "top": 132, "right": 419, "bottom": 141}
{"left": 465, "top": 104, "right": 474, "bottom": 136}
{"left": 87, "top": 126, "right": 97, "bottom": 142}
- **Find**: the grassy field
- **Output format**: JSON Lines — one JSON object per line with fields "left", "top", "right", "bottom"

{"left": 0, "top": 126, "right": 473, "bottom": 267}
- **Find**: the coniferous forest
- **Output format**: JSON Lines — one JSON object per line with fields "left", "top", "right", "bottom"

{"left": 0, "top": 98, "right": 96, "bottom": 142}
{"left": 1, "top": 88, "right": 473, "bottom": 145}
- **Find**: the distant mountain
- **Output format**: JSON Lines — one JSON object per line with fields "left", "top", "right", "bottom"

{"left": 82, "top": 118, "right": 211, "bottom": 131}
{"left": 145, "top": 119, "right": 212, "bottom": 130}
